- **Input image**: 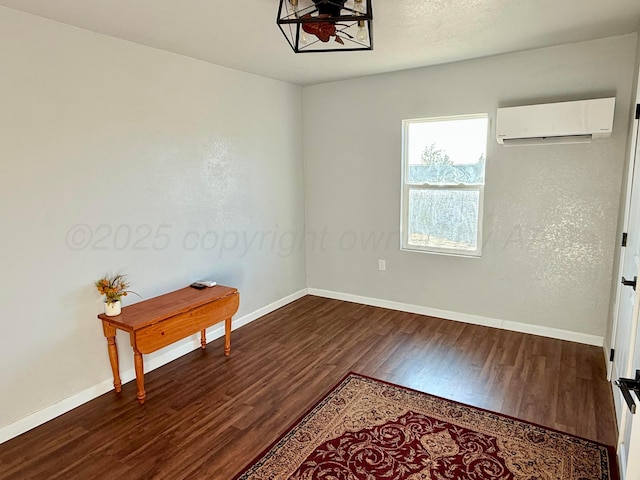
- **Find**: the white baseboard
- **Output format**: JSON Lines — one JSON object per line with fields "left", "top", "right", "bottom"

{"left": 307, "top": 288, "right": 604, "bottom": 347}
{"left": 0, "top": 379, "right": 116, "bottom": 446}
{"left": 618, "top": 442, "right": 627, "bottom": 480}
{"left": 0, "top": 286, "right": 604, "bottom": 445}
{"left": 0, "top": 288, "right": 307, "bottom": 445}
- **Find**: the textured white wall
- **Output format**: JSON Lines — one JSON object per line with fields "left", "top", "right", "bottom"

{"left": 0, "top": 8, "right": 305, "bottom": 428}
{"left": 303, "top": 34, "right": 637, "bottom": 338}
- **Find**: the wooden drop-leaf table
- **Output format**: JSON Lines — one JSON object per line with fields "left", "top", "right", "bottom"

{"left": 98, "top": 285, "right": 240, "bottom": 404}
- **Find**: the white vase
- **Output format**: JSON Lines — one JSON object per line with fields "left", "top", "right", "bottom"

{"left": 105, "top": 300, "right": 122, "bottom": 316}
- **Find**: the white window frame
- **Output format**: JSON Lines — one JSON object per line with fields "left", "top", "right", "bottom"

{"left": 400, "top": 114, "right": 488, "bottom": 258}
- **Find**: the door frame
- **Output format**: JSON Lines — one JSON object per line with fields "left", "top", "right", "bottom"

{"left": 608, "top": 76, "right": 640, "bottom": 381}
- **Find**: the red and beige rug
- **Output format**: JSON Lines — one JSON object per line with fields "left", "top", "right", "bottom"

{"left": 234, "top": 373, "right": 618, "bottom": 480}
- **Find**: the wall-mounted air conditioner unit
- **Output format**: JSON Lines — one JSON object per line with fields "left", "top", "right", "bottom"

{"left": 496, "top": 97, "right": 615, "bottom": 146}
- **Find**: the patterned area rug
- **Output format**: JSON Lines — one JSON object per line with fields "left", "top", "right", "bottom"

{"left": 234, "top": 373, "right": 618, "bottom": 480}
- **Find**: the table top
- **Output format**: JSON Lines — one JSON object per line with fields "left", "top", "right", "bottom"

{"left": 97, "top": 285, "right": 238, "bottom": 331}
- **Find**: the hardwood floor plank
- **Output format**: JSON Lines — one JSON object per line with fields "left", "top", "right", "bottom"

{"left": 0, "top": 296, "right": 618, "bottom": 479}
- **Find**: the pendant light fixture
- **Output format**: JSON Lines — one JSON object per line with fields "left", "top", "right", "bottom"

{"left": 277, "top": 0, "right": 373, "bottom": 53}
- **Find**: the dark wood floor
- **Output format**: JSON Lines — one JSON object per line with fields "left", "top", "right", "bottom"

{"left": 0, "top": 295, "right": 617, "bottom": 479}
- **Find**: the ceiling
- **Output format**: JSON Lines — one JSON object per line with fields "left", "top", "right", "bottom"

{"left": 1, "top": 0, "right": 640, "bottom": 86}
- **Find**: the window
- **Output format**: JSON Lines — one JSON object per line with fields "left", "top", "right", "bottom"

{"left": 401, "top": 114, "right": 488, "bottom": 257}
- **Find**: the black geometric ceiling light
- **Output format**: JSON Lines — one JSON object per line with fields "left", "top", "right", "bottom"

{"left": 277, "top": 0, "right": 373, "bottom": 53}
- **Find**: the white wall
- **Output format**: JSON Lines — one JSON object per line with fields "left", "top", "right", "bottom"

{"left": 303, "top": 34, "right": 637, "bottom": 339}
{"left": 0, "top": 7, "right": 305, "bottom": 430}
{"left": 0, "top": 3, "right": 637, "bottom": 439}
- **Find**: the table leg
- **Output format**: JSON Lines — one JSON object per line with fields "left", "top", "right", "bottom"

{"left": 224, "top": 317, "right": 231, "bottom": 356}
{"left": 133, "top": 348, "right": 146, "bottom": 404}
{"left": 102, "top": 321, "right": 122, "bottom": 393}
{"left": 200, "top": 329, "right": 207, "bottom": 349}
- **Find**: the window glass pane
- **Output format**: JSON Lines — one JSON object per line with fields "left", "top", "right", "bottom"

{"left": 408, "top": 189, "right": 479, "bottom": 251}
{"left": 406, "top": 116, "right": 487, "bottom": 185}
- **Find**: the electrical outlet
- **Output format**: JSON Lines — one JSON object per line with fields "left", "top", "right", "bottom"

{"left": 378, "top": 259, "right": 386, "bottom": 271}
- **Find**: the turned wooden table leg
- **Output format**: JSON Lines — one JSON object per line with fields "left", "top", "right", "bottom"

{"left": 200, "top": 329, "right": 207, "bottom": 349}
{"left": 224, "top": 317, "right": 231, "bottom": 356}
{"left": 133, "top": 348, "right": 146, "bottom": 404}
{"left": 102, "top": 321, "right": 122, "bottom": 393}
